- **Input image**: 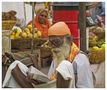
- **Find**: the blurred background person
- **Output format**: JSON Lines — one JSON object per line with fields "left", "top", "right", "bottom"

{"left": 28, "top": 8, "right": 50, "bottom": 38}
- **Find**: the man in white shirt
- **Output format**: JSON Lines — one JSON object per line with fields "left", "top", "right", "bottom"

{"left": 47, "top": 21, "right": 94, "bottom": 88}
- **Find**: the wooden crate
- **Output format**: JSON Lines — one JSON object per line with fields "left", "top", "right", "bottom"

{"left": 11, "top": 38, "right": 47, "bottom": 50}
{"left": 11, "top": 38, "right": 32, "bottom": 50}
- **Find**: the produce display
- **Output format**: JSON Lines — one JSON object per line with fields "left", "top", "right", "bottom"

{"left": 88, "top": 26, "right": 105, "bottom": 64}
{"left": 89, "top": 32, "right": 97, "bottom": 47}
{"left": 10, "top": 24, "right": 42, "bottom": 39}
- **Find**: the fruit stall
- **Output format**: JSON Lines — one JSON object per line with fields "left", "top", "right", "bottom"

{"left": 87, "top": 26, "right": 105, "bottom": 88}
{"left": 88, "top": 26, "right": 105, "bottom": 64}
{"left": 2, "top": 2, "right": 52, "bottom": 63}
{"left": 2, "top": 2, "right": 53, "bottom": 87}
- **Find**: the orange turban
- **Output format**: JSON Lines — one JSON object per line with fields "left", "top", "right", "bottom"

{"left": 48, "top": 22, "right": 71, "bottom": 36}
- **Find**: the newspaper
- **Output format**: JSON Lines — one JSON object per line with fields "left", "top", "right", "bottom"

{"left": 28, "top": 66, "right": 50, "bottom": 83}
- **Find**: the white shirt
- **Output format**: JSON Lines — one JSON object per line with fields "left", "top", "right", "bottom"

{"left": 56, "top": 60, "right": 75, "bottom": 88}
{"left": 72, "top": 52, "right": 94, "bottom": 88}
{"left": 48, "top": 52, "right": 94, "bottom": 88}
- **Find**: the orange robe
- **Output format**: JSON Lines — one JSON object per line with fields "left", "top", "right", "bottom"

{"left": 28, "top": 16, "right": 50, "bottom": 38}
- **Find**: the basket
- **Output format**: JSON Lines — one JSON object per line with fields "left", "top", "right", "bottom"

{"left": 11, "top": 38, "right": 48, "bottom": 50}
{"left": 2, "top": 20, "right": 16, "bottom": 30}
{"left": 11, "top": 38, "right": 32, "bottom": 50}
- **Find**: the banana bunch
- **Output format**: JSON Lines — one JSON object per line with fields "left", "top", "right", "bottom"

{"left": 88, "top": 26, "right": 105, "bottom": 64}
{"left": 97, "top": 39, "right": 105, "bottom": 48}
{"left": 10, "top": 26, "right": 22, "bottom": 39}
{"left": 88, "top": 44, "right": 105, "bottom": 64}
{"left": 89, "top": 32, "right": 98, "bottom": 47}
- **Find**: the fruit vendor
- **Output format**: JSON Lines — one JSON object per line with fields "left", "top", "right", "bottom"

{"left": 47, "top": 22, "right": 94, "bottom": 88}
{"left": 28, "top": 8, "right": 50, "bottom": 38}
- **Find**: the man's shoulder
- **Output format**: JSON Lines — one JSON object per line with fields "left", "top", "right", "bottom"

{"left": 75, "top": 51, "right": 88, "bottom": 58}
{"left": 73, "top": 51, "right": 90, "bottom": 65}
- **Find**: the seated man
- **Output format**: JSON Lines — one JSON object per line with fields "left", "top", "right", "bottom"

{"left": 47, "top": 22, "right": 94, "bottom": 88}
{"left": 2, "top": 57, "right": 74, "bottom": 88}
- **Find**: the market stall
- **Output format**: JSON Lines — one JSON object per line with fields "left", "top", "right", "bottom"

{"left": 2, "top": 2, "right": 105, "bottom": 88}
{"left": 2, "top": 2, "right": 54, "bottom": 88}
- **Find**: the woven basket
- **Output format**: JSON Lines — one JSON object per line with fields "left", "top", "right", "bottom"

{"left": 11, "top": 38, "right": 32, "bottom": 50}
{"left": 11, "top": 38, "right": 48, "bottom": 50}
{"left": 2, "top": 20, "right": 16, "bottom": 30}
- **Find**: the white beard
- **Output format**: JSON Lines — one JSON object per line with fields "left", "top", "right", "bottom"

{"left": 52, "top": 43, "right": 70, "bottom": 65}
{"left": 60, "top": 43, "right": 71, "bottom": 59}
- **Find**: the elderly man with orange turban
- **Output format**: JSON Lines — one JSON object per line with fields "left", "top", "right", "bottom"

{"left": 47, "top": 22, "right": 94, "bottom": 88}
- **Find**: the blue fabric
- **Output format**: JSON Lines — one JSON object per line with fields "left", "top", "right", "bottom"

{"left": 100, "top": 2, "right": 105, "bottom": 16}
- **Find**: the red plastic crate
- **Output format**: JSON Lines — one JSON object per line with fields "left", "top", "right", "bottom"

{"left": 53, "top": 10, "right": 79, "bottom": 21}
{"left": 53, "top": 10, "right": 79, "bottom": 46}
